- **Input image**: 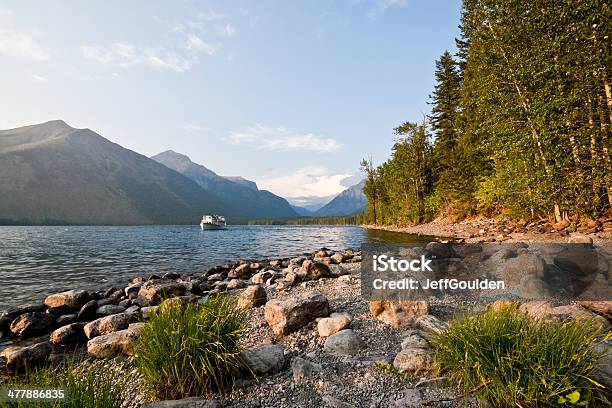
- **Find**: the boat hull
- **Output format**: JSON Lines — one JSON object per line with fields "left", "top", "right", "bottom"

{"left": 200, "top": 223, "right": 226, "bottom": 230}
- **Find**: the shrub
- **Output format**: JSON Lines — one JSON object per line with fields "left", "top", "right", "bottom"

{"left": 2, "top": 361, "right": 124, "bottom": 408}
{"left": 431, "top": 305, "right": 608, "bottom": 407}
{"left": 134, "top": 296, "right": 247, "bottom": 400}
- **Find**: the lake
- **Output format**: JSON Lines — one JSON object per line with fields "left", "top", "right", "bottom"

{"left": 0, "top": 225, "right": 433, "bottom": 308}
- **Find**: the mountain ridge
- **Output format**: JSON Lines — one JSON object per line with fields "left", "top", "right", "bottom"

{"left": 314, "top": 180, "right": 366, "bottom": 217}
{"left": 0, "top": 121, "right": 237, "bottom": 225}
{"left": 151, "top": 150, "right": 298, "bottom": 219}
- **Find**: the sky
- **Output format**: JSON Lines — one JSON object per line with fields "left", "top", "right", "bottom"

{"left": 0, "top": 0, "right": 462, "bottom": 207}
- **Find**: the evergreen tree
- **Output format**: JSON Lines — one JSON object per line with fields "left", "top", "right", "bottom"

{"left": 430, "top": 51, "right": 461, "bottom": 167}
{"left": 361, "top": 0, "right": 611, "bottom": 225}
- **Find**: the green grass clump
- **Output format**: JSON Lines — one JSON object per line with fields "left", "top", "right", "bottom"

{"left": 1, "top": 362, "right": 124, "bottom": 408}
{"left": 431, "top": 305, "right": 609, "bottom": 407}
{"left": 372, "top": 359, "right": 406, "bottom": 378}
{"left": 134, "top": 296, "right": 247, "bottom": 400}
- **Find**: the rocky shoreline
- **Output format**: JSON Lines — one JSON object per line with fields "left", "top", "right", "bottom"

{"left": 365, "top": 217, "right": 612, "bottom": 244}
{"left": 1, "top": 243, "right": 611, "bottom": 408}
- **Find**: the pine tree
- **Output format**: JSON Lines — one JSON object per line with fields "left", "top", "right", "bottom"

{"left": 430, "top": 51, "right": 461, "bottom": 167}
{"left": 360, "top": 0, "right": 611, "bottom": 225}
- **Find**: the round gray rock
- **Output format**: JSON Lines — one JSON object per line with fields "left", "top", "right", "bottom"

{"left": 323, "top": 329, "right": 364, "bottom": 356}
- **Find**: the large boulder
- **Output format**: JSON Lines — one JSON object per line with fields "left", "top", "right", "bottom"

{"left": 239, "top": 344, "right": 285, "bottom": 375}
{"left": 84, "top": 313, "right": 130, "bottom": 339}
{"left": 369, "top": 300, "right": 429, "bottom": 329}
{"left": 299, "top": 260, "right": 330, "bottom": 280}
{"left": 9, "top": 312, "right": 54, "bottom": 337}
{"left": 87, "top": 322, "right": 145, "bottom": 358}
{"left": 0, "top": 303, "right": 46, "bottom": 331}
{"left": 238, "top": 285, "right": 267, "bottom": 309}
{"left": 330, "top": 252, "right": 345, "bottom": 264}
{"left": 317, "top": 312, "right": 351, "bottom": 337}
{"left": 227, "top": 279, "right": 246, "bottom": 290}
{"left": 125, "top": 284, "right": 142, "bottom": 298}
{"left": 401, "top": 331, "right": 429, "bottom": 350}
{"left": 519, "top": 301, "right": 609, "bottom": 329}
{"left": 393, "top": 347, "right": 434, "bottom": 375}
{"left": 56, "top": 314, "right": 77, "bottom": 325}
{"left": 251, "top": 270, "right": 273, "bottom": 285}
{"left": 137, "top": 279, "right": 186, "bottom": 305}
{"left": 323, "top": 329, "right": 364, "bottom": 356}
{"left": 413, "top": 315, "right": 448, "bottom": 340}
{"left": 50, "top": 323, "right": 86, "bottom": 348}
{"left": 519, "top": 275, "right": 552, "bottom": 298}
{"left": 0, "top": 342, "right": 51, "bottom": 372}
{"left": 498, "top": 253, "right": 545, "bottom": 286}
{"left": 96, "top": 305, "right": 126, "bottom": 316}
{"left": 234, "top": 263, "right": 252, "bottom": 279}
{"left": 577, "top": 301, "right": 612, "bottom": 320}
{"left": 44, "top": 290, "right": 89, "bottom": 310}
{"left": 425, "top": 242, "right": 457, "bottom": 258}
{"left": 77, "top": 300, "right": 98, "bottom": 321}
{"left": 329, "top": 264, "right": 356, "bottom": 278}
{"left": 264, "top": 292, "right": 330, "bottom": 335}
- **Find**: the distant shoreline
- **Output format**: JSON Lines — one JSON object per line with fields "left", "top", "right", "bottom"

{"left": 0, "top": 222, "right": 363, "bottom": 227}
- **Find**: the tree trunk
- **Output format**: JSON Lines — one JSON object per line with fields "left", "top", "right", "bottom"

{"left": 604, "top": 77, "right": 612, "bottom": 125}
{"left": 554, "top": 204, "right": 563, "bottom": 223}
{"left": 566, "top": 120, "right": 581, "bottom": 165}
{"left": 588, "top": 98, "right": 598, "bottom": 162}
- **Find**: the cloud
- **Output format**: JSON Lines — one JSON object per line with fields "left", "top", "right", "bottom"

{"left": 340, "top": 174, "right": 362, "bottom": 187}
{"left": 32, "top": 74, "right": 48, "bottom": 82}
{"left": 171, "top": 23, "right": 186, "bottom": 33}
{"left": 81, "top": 13, "right": 229, "bottom": 74}
{"left": 0, "top": 9, "right": 49, "bottom": 61}
{"left": 82, "top": 34, "right": 219, "bottom": 73}
{"left": 258, "top": 166, "right": 353, "bottom": 198}
{"left": 198, "top": 11, "right": 225, "bottom": 21}
{"left": 182, "top": 123, "right": 207, "bottom": 132}
{"left": 287, "top": 194, "right": 336, "bottom": 209}
{"left": 82, "top": 45, "right": 114, "bottom": 64}
{"left": 147, "top": 52, "right": 193, "bottom": 73}
{"left": 185, "top": 34, "right": 219, "bottom": 55}
{"left": 368, "top": 0, "right": 408, "bottom": 19}
{"left": 215, "top": 23, "right": 236, "bottom": 37}
{"left": 227, "top": 124, "right": 341, "bottom": 152}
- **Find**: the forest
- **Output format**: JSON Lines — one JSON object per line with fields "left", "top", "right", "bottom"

{"left": 361, "top": 0, "right": 611, "bottom": 225}
{"left": 247, "top": 214, "right": 365, "bottom": 226}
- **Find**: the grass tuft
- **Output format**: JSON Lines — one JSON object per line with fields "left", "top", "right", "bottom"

{"left": 1, "top": 361, "right": 124, "bottom": 408}
{"left": 134, "top": 295, "right": 247, "bottom": 400}
{"left": 431, "top": 304, "right": 609, "bottom": 407}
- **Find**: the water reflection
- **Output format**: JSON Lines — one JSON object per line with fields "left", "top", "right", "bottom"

{"left": 365, "top": 228, "right": 438, "bottom": 244}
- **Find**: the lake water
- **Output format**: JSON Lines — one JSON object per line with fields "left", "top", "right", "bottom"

{"left": 0, "top": 225, "right": 433, "bottom": 308}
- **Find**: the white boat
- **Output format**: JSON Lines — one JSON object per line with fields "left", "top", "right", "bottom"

{"left": 200, "top": 214, "right": 226, "bottom": 230}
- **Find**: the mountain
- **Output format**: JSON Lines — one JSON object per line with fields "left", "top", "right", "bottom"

{"left": 224, "top": 176, "right": 258, "bottom": 191}
{"left": 291, "top": 205, "right": 315, "bottom": 216}
{"left": 314, "top": 180, "right": 366, "bottom": 217}
{"left": 151, "top": 150, "right": 298, "bottom": 219}
{"left": 0, "top": 120, "right": 233, "bottom": 225}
